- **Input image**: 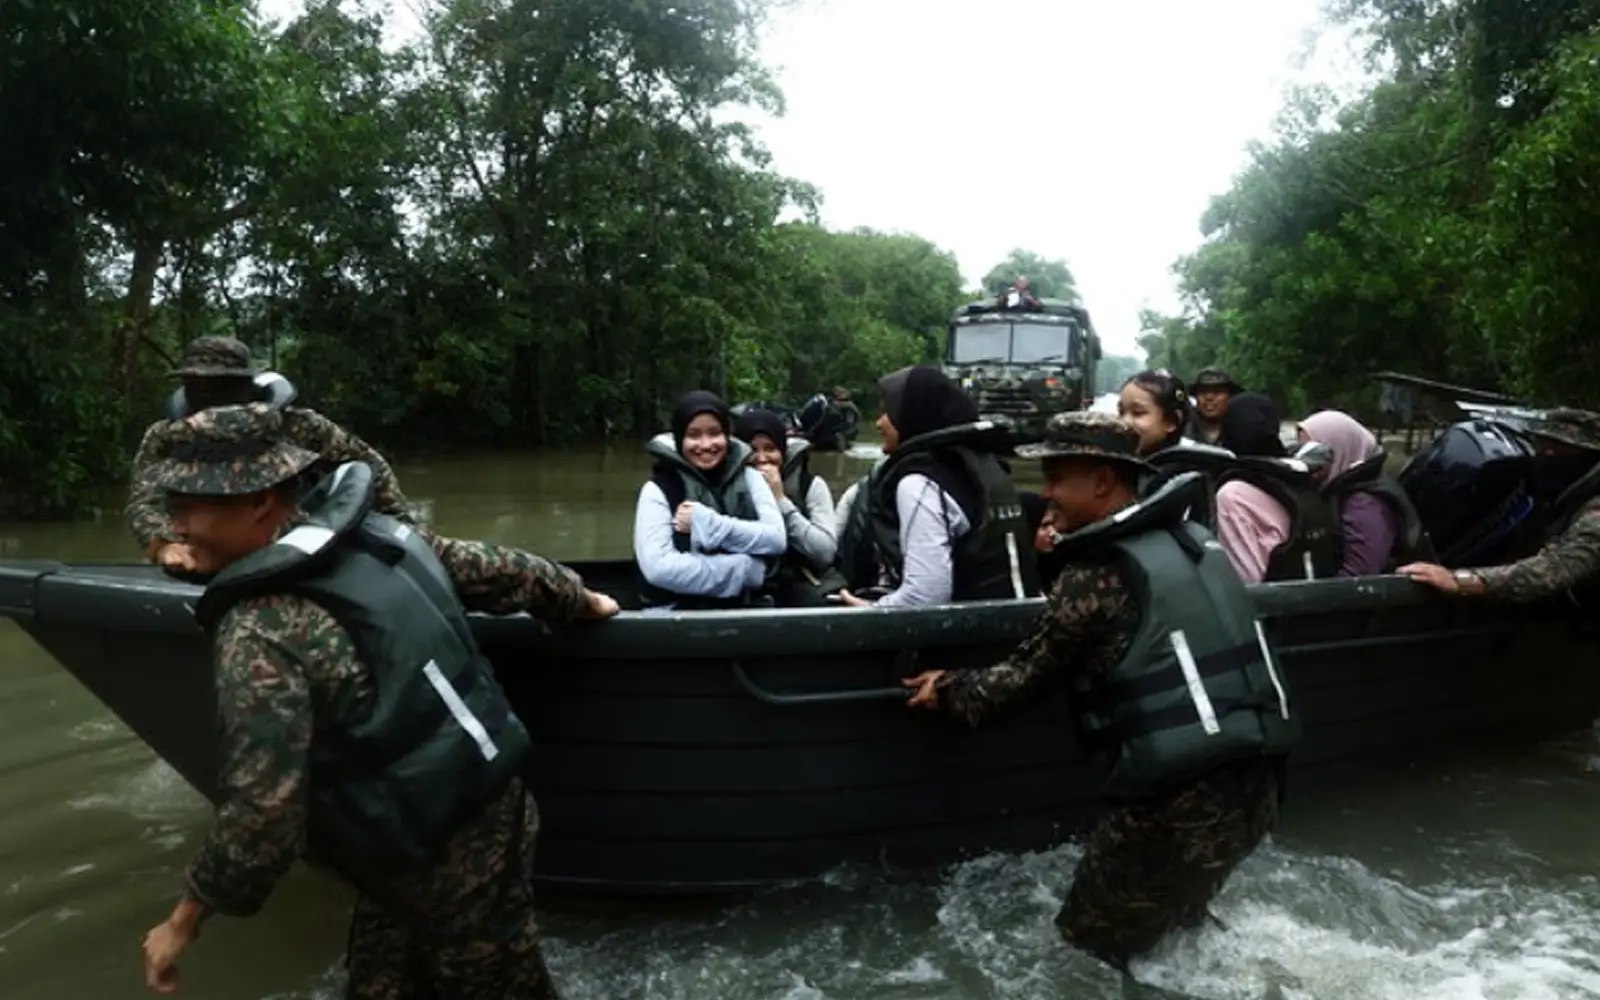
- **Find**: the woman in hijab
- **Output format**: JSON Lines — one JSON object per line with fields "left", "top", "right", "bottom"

{"left": 836, "top": 365, "right": 1037, "bottom": 607}
{"left": 1018, "top": 490, "right": 1068, "bottom": 593}
{"left": 1213, "top": 392, "right": 1295, "bottom": 583}
{"left": 733, "top": 406, "right": 841, "bottom": 605}
{"left": 633, "top": 390, "right": 786, "bottom": 610}
{"left": 1298, "top": 410, "right": 1402, "bottom": 575}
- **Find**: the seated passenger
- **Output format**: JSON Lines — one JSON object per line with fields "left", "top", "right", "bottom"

{"left": 1119, "top": 369, "right": 1236, "bottom": 477}
{"left": 733, "top": 407, "right": 843, "bottom": 606}
{"left": 1215, "top": 393, "right": 1341, "bottom": 583}
{"left": 633, "top": 391, "right": 786, "bottom": 610}
{"left": 1118, "top": 369, "right": 1233, "bottom": 528}
{"left": 835, "top": 365, "right": 1039, "bottom": 607}
{"left": 1298, "top": 409, "right": 1433, "bottom": 575}
{"left": 1187, "top": 367, "right": 1243, "bottom": 445}
{"left": 1019, "top": 490, "right": 1068, "bottom": 594}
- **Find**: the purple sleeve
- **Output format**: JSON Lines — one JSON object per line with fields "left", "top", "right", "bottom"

{"left": 1338, "top": 492, "right": 1401, "bottom": 576}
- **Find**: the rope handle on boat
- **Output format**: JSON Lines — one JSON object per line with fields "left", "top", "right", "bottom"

{"left": 730, "top": 653, "right": 915, "bottom": 706}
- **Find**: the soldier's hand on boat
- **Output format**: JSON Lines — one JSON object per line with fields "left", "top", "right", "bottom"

{"left": 579, "top": 589, "right": 620, "bottom": 619}
{"left": 141, "top": 917, "right": 194, "bottom": 993}
{"left": 1399, "top": 562, "right": 1460, "bottom": 593}
{"left": 903, "top": 670, "right": 947, "bottom": 708}
{"left": 673, "top": 502, "right": 695, "bottom": 534}
{"left": 153, "top": 542, "right": 199, "bottom": 574}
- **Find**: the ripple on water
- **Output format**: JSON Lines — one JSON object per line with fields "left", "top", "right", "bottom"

{"left": 65, "top": 757, "right": 206, "bottom": 826}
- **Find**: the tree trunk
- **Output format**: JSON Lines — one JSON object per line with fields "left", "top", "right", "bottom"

{"left": 119, "top": 232, "right": 164, "bottom": 414}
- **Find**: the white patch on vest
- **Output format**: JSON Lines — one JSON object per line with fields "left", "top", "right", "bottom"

{"left": 278, "top": 525, "right": 335, "bottom": 554}
{"left": 1301, "top": 550, "right": 1315, "bottom": 580}
{"left": 1253, "top": 619, "right": 1291, "bottom": 720}
{"left": 1285, "top": 459, "right": 1310, "bottom": 474}
{"left": 423, "top": 660, "right": 499, "bottom": 762}
{"left": 1111, "top": 501, "right": 1143, "bottom": 523}
{"left": 1169, "top": 629, "right": 1222, "bottom": 735}
{"left": 392, "top": 522, "right": 412, "bottom": 542}
{"left": 1005, "top": 532, "right": 1024, "bottom": 598}
{"left": 327, "top": 462, "right": 353, "bottom": 495}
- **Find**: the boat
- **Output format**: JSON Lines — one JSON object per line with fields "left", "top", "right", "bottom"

{"left": 2, "top": 557, "right": 1596, "bottom": 897}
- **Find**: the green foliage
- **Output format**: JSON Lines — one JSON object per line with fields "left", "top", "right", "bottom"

{"left": 0, "top": 0, "right": 967, "bottom": 519}
{"left": 980, "top": 250, "right": 1078, "bottom": 300}
{"left": 1094, "top": 353, "right": 1147, "bottom": 395}
{"left": 1154, "top": 0, "right": 1600, "bottom": 418}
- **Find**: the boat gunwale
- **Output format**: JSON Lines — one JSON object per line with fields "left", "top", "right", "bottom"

{"left": 3, "top": 559, "right": 1478, "bottom": 655}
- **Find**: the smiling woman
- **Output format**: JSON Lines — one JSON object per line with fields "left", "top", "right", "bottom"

{"left": 632, "top": 391, "right": 788, "bottom": 611}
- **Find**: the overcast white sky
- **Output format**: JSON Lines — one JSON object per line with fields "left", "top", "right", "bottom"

{"left": 262, "top": 0, "right": 1369, "bottom": 356}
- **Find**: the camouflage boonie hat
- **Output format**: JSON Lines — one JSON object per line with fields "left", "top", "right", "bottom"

{"left": 1015, "top": 411, "right": 1150, "bottom": 469}
{"left": 1526, "top": 408, "right": 1600, "bottom": 453}
{"left": 149, "top": 403, "right": 319, "bottom": 496}
{"left": 168, "top": 336, "right": 261, "bottom": 378}
{"left": 1190, "top": 367, "right": 1242, "bottom": 393}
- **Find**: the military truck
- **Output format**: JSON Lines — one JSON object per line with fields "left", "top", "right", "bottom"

{"left": 943, "top": 294, "right": 1101, "bottom": 436}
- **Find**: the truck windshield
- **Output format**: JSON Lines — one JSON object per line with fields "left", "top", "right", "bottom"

{"left": 949, "top": 322, "right": 1076, "bottom": 364}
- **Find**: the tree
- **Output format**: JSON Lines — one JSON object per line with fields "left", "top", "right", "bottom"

{"left": 980, "top": 250, "right": 1078, "bottom": 300}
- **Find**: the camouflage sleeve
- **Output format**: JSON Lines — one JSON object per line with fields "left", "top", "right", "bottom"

{"left": 184, "top": 598, "right": 320, "bottom": 918}
{"left": 1476, "top": 500, "right": 1600, "bottom": 602}
{"left": 125, "top": 421, "right": 178, "bottom": 558}
{"left": 426, "top": 530, "right": 591, "bottom": 624}
{"left": 285, "top": 408, "right": 414, "bottom": 522}
{"left": 936, "top": 561, "right": 1135, "bottom": 727}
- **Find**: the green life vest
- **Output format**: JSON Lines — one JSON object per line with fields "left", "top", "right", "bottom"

{"left": 868, "top": 421, "right": 1041, "bottom": 601}
{"left": 1143, "top": 439, "right": 1234, "bottom": 529}
{"left": 193, "top": 461, "right": 531, "bottom": 874}
{"left": 638, "top": 433, "right": 776, "bottom": 608}
{"left": 765, "top": 438, "right": 846, "bottom": 605}
{"left": 1322, "top": 453, "right": 1436, "bottom": 568}
{"left": 835, "top": 457, "right": 886, "bottom": 592}
{"left": 1058, "top": 471, "right": 1301, "bottom": 798}
{"left": 1219, "top": 454, "right": 1343, "bottom": 581}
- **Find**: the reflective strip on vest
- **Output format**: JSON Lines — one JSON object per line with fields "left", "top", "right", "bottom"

{"left": 1168, "top": 629, "right": 1222, "bottom": 735}
{"left": 1254, "top": 620, "right": 1291, "bottom": 720}
{"left": 1301, "top": 550, "right": 1315, "bottom": 580}
{"left": 422, "top": 660, "right": 499, "bottom": 762}
{"left": 280, "top": 525, "right": 336, "bottom": 554}
{"left": 1005, "top": 533, "right": 1024, "bottom": 598}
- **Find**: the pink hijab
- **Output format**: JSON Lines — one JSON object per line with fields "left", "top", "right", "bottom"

{"left": 1299, "top": 410, "right": 1382, "bottom": 480}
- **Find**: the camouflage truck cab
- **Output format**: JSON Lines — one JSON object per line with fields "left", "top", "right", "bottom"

{"left": 944, "top": 296, "right": 1101, "bottom": 437}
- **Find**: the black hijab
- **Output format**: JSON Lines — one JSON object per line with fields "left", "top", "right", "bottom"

{"left": 732, "top": 407, "right": 789, "bottom": 450}
{"left": 1018, "top": 490, "right": 1068, "bottom": 592}
{"left": 1219, "top": 392, "right": 1286, "bottom": 458}
{"left": 880, "top": 365, "right": 977, "bottom": 442}
{"left": 671, "top": 390, "right": 731, "bottom": 454}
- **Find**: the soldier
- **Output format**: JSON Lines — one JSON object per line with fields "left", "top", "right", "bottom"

{"left": 1187, "top": 368, "right": 1242, "bottom": 445}
{"left": 137, "top": 403, "right": 619, "bottom": 998}
{"left": 902, "top": 411, "right": 1296, "bottom": 974}
{"left": 1401, "top": 408, "right": 1600, "bottom": 600}
{"left": 128, "top": 336, "right": 413, "bottom": 573}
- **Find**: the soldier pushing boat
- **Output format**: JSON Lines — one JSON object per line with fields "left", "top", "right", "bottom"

{"left": 1402, "top": 407, "right": 1600, "bottom": 601}
{"left": 903, "top": 410, "right": 1297, "bottom": 973}
{"left": 126, "top": 336, "right": 414, "bottom": 574}
{"left": 137, "top": 402, "right": 618, "bottom": 998}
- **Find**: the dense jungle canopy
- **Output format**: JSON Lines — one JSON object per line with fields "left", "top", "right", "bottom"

{"left": 3, "top": 0, "right": 1069, "bottom": 519}
{"left": 1140, "top": 0, "right": 1600, "bottom": 417}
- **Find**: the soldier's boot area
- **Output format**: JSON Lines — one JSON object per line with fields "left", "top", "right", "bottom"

{"left": 1053, "top": 758, "right": 1281, "bottom": 973}
{"left": 344, "top": 895, "right": 563, "bottom": 999}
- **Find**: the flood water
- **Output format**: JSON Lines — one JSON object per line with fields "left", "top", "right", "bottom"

{"left": 3, "top": 431, "right": 1600, "bottom": 999}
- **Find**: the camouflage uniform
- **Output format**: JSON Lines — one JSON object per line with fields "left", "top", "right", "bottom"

{"left": 1475, "top": 409, "right": 1600, "bottom": 601}
{"left": 933, "top": 410, "right": 1280, "bottom": 972}
{"left": 127, "top": 336, "right": 413, "bottom": 559}
{"left": 151, "top": 405, "right": 587, "bottom": 999}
